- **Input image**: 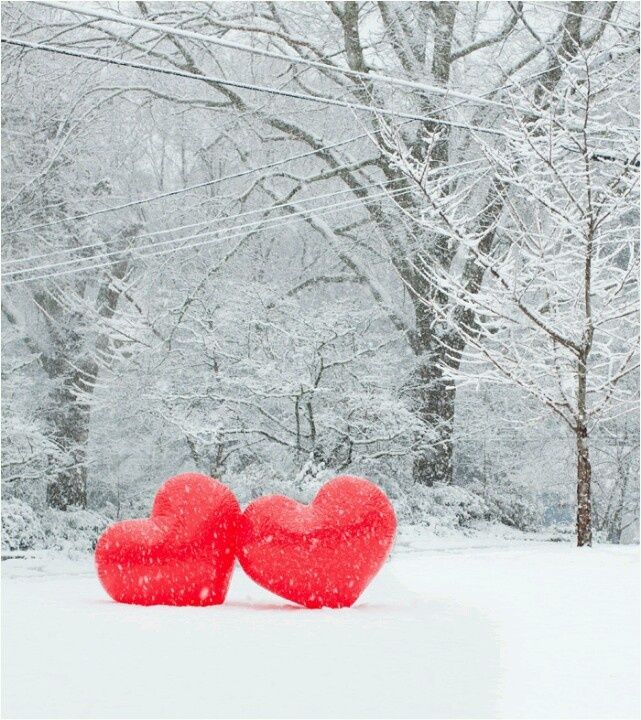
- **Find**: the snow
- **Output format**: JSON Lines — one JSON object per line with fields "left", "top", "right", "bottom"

{"left": 2, "top": 531, "right": 639, "bottom": 719}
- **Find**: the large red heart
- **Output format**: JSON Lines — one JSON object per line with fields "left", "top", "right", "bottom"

{"left": 237, "top": 475, "right": 396, "bottom": 608}
{"left": 95, "top": 473, "right": 240, "bottom": 606}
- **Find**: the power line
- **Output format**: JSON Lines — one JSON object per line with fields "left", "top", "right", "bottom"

{"left": 37, "top": 0, "right": 529, "bottom": 113}
{"left": 3, "top": 31, "right": 633, "bottom": 257}
{"left": 3, "top": 185, "right": 418, "bottom": 285}
{"left": 3, "top": 176, "right": 411, "bottom": 275}
{"left": 3, "top": 120, "right": 416, "bottom": 239}
{"left": 2, "top": 188, "right": 415, "bottom": 283}
{"left": 5, "top": 158, "right": 483, "bottom": 272}
{"left": 0, "top": 36, "right": 315, "bottom": 222}
{"left": 5, "top": 24, "right": 624, "bottom": 252}
{"left": 4, "top": 185, "right": 417, "bottom": 281}
{"left": 1, "top": 37, "right": 513, "bottom": 139}
{"left": 521, "top": 1, "right": 639, "bottom": 33}
{"left": 4, "top": 176, "right": 407, "bottom": 267}
{"left": 2, "top": 29, "right": 594, "bottom": 239}
{"left": 3, "top": 62, "right": 508, "bottom": 242}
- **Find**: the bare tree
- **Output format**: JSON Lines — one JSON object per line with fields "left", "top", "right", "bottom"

{"left": 10, "top": 1, "right": 607, "bottom": 485}
{"left": 380, "top": 36, "right": 639, "bottom": 544}
{"left": 2, "top": 2, "right": 637, "bottom": 538}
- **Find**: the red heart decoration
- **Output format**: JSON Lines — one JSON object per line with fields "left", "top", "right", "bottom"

{"left": 95, "top": 473, "right": 240, "bottom": 606}
{"left": 237, "top": 475, "right": 396, "bottom": 608}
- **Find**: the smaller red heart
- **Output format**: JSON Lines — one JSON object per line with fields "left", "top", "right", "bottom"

{"left": 237, "top": 475, "right": 396, "bottom": 608}
{"left": 95, "top": 473, "right": 240, "bottom": 606}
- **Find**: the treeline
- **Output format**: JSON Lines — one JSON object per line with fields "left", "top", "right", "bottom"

{"left": 1, "top": 2, "right": 639, "bottom": 548}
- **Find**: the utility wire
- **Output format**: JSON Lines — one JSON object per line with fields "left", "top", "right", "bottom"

{"left": 37, "top": 0, "right": 532, "bottom": 113}
{"left": 2, "top": 38, "right": 513, "bottom": 141}
{"left": 0, "top": 35, "right": 314, "bottom": 218}
{"left": 3, "top": 176, "right": 412, "bottom": 274}
{"left": 520, "top": 1, "right": 639, "bottom": 33}
{"left": 3, "top": 31, "right": 593, "bottom": 239}
{"left": 3, "top": 185, "right": 418, "bottom": 285}
{"left": 6, "top": 158, "right": 483, "bottom": 273}
{"left": 6, "top": 158, "right": 482, "bottom": 271}
{"left": 5, "top": 23, "right": 621, "bottom": 249}
{"left": 5, "top": 185, "right": 417, "bottom": 280}
{"left": 2, "top": 117, "right": 415, "bottom": 238}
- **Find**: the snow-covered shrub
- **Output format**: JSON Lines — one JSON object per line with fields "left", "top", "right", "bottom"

{"left": 231, "top": 456, "right": 332, "bottom": 508}
{"left": 42, "top": 508, "right": 109, "bottom": 553}
{"left": 87, "top": 478, "right": 119, "bottom": 517}
{"left": 1, "top": 414, "right": 67, "bottom": 510}
{"left": 289, "top": 454, "right": 333, "bottom": 502}
{"left": 468, "top": 479, "right": 544, "bottom": 531}
{"left": 1, "top": 499, "right": 46, "bottom": 552}
{"left": 480, "top": 487, "right": 542, "bottom": 531}
{"left": 230, "top": 465, "right": 285, "bottom": 506}
{"left": 395, "top": 482, "right": 489, "bottom": 530}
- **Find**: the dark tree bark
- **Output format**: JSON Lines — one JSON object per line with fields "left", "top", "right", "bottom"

{"left": 576, "top": 423, "right": 593, "bottom": 547}
{"left": 575, "top": 350, "right": 592, "bottom": 547}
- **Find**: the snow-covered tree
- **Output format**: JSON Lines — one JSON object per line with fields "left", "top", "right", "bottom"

{"left": 380, "top": 32, "right": 639, "bottom": 544}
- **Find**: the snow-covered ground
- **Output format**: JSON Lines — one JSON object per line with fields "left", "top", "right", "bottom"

{"left": 2, "top": 529, "right": 639, "bottom": 719}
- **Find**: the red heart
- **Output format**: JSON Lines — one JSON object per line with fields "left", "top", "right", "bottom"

{"left": 237, "top": 475, "right": 396, "bottom": 608}
{"left": 95, "top": 473, "right": 240, "bottom": 606}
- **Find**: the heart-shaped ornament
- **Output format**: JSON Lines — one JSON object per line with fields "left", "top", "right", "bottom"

{"left": 237, "top": 475, "right": 396, "bottom": 608}
{"left": 95, "top": 473, "right": 240, "bottom": 606}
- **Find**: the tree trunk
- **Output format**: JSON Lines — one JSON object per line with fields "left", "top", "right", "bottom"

{"left": 41, "top": 344, "right": 90, "bottom": 509}
{"left": 42, "top": 257, "right": 131, "bottom": 510}
{"left": 576, "top": 423, "right": 592, "bottom": 547}
{"left": 412, "top": 354, "right": 455, "bottom": 486}
{"left": 576, "top": 347, "right": 592, "bottom": 547}
{"left": 43, "top": 358, "right": 93, "bottom": 510}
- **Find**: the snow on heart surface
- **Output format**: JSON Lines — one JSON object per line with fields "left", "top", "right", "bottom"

{"left": 237, "top": 475, "right": 397, "bottom": 608}
{"left": 94, "top": 473, "right": 240, "bottom": 606}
